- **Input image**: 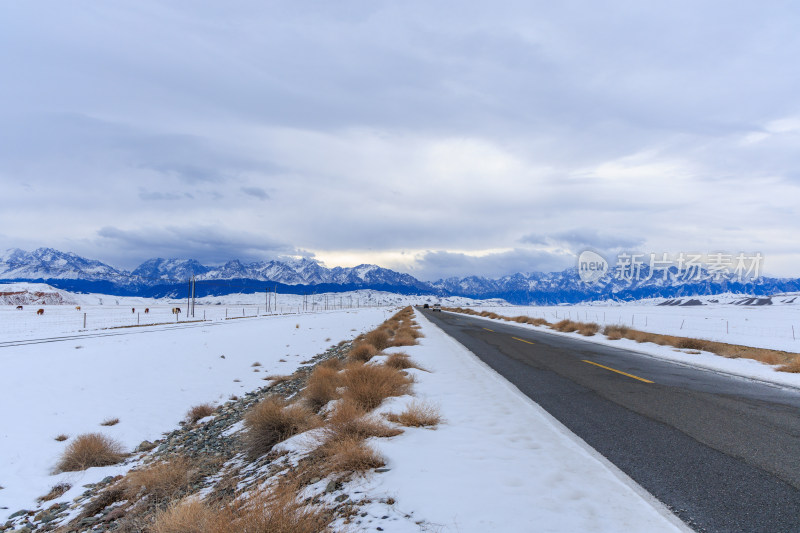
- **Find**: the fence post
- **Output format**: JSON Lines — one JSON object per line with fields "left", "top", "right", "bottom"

{"left": 680, "top": 319, "right": 684, "bottom": 330}
{"left": 137, "top": 312, "right": 140, "bottom": 325}
{"left": 793, "top": 325, "right": 796, "bottom": 341}
{"left": 83, "top": 312, "right": 86, "bottom": 329}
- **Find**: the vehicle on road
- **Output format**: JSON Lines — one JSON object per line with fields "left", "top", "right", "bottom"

{"left": 433, "top": 303, "right": 441, "bottom": 312}
{"left": 423, "top": 303, "right": 429, "bottom": 308}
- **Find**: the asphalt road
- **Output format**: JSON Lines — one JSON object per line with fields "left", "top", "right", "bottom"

{"left": 421, "top": 308, "right": 800, "bottom": 533}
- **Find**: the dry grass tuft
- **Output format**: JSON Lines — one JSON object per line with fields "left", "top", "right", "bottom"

{"left": 386, "top": 401, "right": 441, "bottom": 428}
{"left": 227, "top": 481, "right": 333, "bottom": 533}
{"left": 185, "top": 404, "right": 216, "bottom": 424}
{"left": 527, "top": 317, "right": 550, "bottom": 326}
{"left": 577, "top": 322, "right": 600, "bottom": 336}
{"left": 319, "top": 357, "right": 344, "bottom": 370}
{"left": 244, "top": 397, "right": 320, "bottom": 458}
{"left": 39, "top": 482, "right": 71, "bottom": 502}
{"left": 316, "top": 435, "right": 385, "bottom": 474}
{"left": 54, "top": 434, "right": 68, "bottom": 442}
{"left": 348, "top": 342, "right": 378, "bottom": 362}
{"left": 151, "top": 499, "right": 217, "bottom": 533}
{"left": 251, "top": 361, "right": 262, "bottom": 367}
{"left": 264, "top": 374, "right": 291, "bottom": 384}
{"left": 304, "top": 365, "right": 341, "bottom": 411}
{"left": 56, "top": 433, "right": 127, "bottom": 472}
{"left": 779, "top": 358, "right": 800, "bottom": 373}
{"left": 124, "top": 456, "right": 201, "bottom": 502}
{"left": 364, "top": 329, "right": 391, "bottom": 351}
{"left": 552, "top": 319, "right": 580, "bottom": 333}
{"left": 384, "top": 352, "right": 425, "bottom": 371}
{"left": 100, "top": 417, "right": 120, "bottom": 427}
{"left": 325, "top": 399, "right": 402, "bottom": 440}
{"left": 390, "top": 331, "right": 418, "bottom": 347}
{"left": 341, "top": 362, "right": 413, "bottom": 411}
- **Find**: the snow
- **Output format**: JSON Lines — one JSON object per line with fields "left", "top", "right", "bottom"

{"left": 0, "top": 283, "right": 504, "bottom": 341}
{"left": 340, "top": 311, "right": 688, "bottom": 532}
{"left": 0, "top": 308, "right": 389, "bottom": 521}
{"left": 450, "top": 302, "right": 800, "bottom": 390}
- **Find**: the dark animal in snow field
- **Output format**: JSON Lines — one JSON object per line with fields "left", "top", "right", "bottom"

{"left": 36, "top": 308, "right": 44, "bottom": 315}
{"left": 16, "top": 305, "right": 23, "bottom": 310}
{"left": 75, "top": 306, "right": 81, "bottom": 311}
{"left": 132, "top": 308, "right": 135, "bottom": 313}
{"left": 144, "top": 308, "right": 149, "bottom": 314}
{"left": 172, "top": 308, "right": 181, "bottom": 315}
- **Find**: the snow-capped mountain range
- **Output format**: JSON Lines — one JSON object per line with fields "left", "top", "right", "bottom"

{"left": 2, "top": 248, "right": 799, "bottom": 304}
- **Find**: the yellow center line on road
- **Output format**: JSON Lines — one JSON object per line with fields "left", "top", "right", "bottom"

{"left": 482, "top": 327, "right": 494, "bottom": 332}
{"left": 512, "top": 336, "right": 535, "bottom": 345}
{"left": 581, "top": 360, "right": 654, "bottom": 384}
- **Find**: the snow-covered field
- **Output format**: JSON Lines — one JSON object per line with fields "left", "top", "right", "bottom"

{"left": 1, "top": 300, "right": 692, "bottom": 531}
{"left": 467, "top": 293, "right": 800, "bottom": 353}
{"left": 0, "top": 283, "right": 504, "bottom": 341}
{"left": 0, "top": 308, "right": 390, "bottom": 521}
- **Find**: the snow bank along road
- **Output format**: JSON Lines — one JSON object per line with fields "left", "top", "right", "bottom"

{"left": 422, "top": 308, "right": 800, "bottom": 533}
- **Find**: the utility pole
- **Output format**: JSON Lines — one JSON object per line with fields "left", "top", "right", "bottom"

{"left": 191, "top": 275, "right": 196, "bottom": 318}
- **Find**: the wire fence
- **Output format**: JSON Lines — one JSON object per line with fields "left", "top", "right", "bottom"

{"left": 0, "top": 301, "right": 390, "bottom": 341}
{"left": 467, "top": 305, "right": 800, "bottom": 350}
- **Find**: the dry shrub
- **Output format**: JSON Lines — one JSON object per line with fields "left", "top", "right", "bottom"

{"left": 319, "top": 357, "right": 344, "bottom": 371}
{"left": 364, "top": 329, "right": 391, "bottom": 351}
{"left": 316, "top": 435, "right": 385, "bottom": 474}
{"left": 385, "top": 352, "right": 424, "bottom": 371}
{"left": 39, "top": 482, "right": 71, "bottom": 502}
{"left": 264, "top": 374, "right": 291, "bottom": 384}
{"left": 603, "top": 325, "right": 629, "bottom": 340}
{"left": 326, "top": 399, "right": 402, "bottom": 440}
{"left": 124, "top": 456, "right": 201, "bottom": 501}
{"left": 341, "top": 362, "right": 413, "bottom": 411}
{"left": 390, "top": 331, "right": 418, "bottom": 347}
{"left": 527, "top": 317, "right": 550, "bottom": 326}
{"left": 54, "top": 434, "right": 68, "bottom": 442}
{"left": 226, "top": 482, "right": 333, "bottom": 533}
{"left": 675, "top": 338, "right": 712, "bottom": 351}
{"left": 348, "top": 342, "right": 378, "bottom": 362}
{"left": 577, "top": 322, "right": 600, "bottom": 336}
{"left": 152, "top": 499, "right": 216, "bottom": 533}
{"left": 244, "top": 397, "right": 319, "bottom": 458}
{"left": 304, "top": 365, "right": 341, "bottom": 411}
{"left": 56, "top": 433, "right": 127, "bottom": 472}
{"left": 386, "top": 401, "right": 441, "bottom": 428}
{"left": 513, "top": 316, "right": 528, "bottom": 323}
{"left": 100, "top": 417, "right": 120, "bottom": 426}
{"left": 779, "top": 358, "right": 800, "bottom": 373}
{"left": 251, "top": 362, "right": 262, "bottom": 367}
{"left": 552, "top": 319, "right": 579, "bottom": 333}
{"left": 185, "top": 403, "right": 216, "bottom": 424}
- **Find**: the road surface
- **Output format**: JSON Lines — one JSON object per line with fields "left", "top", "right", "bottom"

{"left": 421, "top": 308, "right": 800, "bottom": 533}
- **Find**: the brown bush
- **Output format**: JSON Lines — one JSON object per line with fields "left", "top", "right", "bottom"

{"left": 675, "top": 338, "right": 712, "bottom": 351}
{"left": 348, "top": 342, "right": 378, "bottom": 362}
{"left": 54, "top": 434, "right": 68, "bottom": 442}
{"left": 390, "top": 332, "right": 418, "bottom": 347}
{"left": 316, "top": 435, "right": 385, "bottom": 474}
{"left": 603, "top": 325, "right": 630, "bottom": 340}
{"left": 386, "top": 401, "right": 441, "bottom": 428}
{"left": 225, "top": 482, "right": 333, "bottom": 533}
{"left": 244, "top": 397, "right": 320, "bottom": 458}
{"left": 304, "top": 365, "right": 341, "bottom": 411}
{"left": 341, "top": 362, "right": 413, "bottom": 411}
{"left": 364, "top": 329, "right": 391, "bottom": 351}
{"left": 779, "top": 358, "right": 800, "bottom": 373}
{"left": 152, "top": 499, "right": 216, "bottom": 533}
{"left": 124, "top": 456, "right": 201, "bottom": 501}
{"left": 552, "top": 319, "right": 579, "bottom": 333}
{"left": 319, "top": 357, "right": 344, "bottom": 371}
{"left": 384, "top": 352, "right": 424, "bottom": 371}
{"left": 39, "top": 482, "right": 71, "bottom": 502}
{"left": 185, "top": 403, "right": 216, "bottom": 424}
{"left": 577, "top": 322, "right": 600, "bottom": 336}
{"left": 526, "top": 317, "right": 550, "bottom": 326}
{"left": 325, "top": 399, "right": 402, "bottom": 440}
{"left": 56, "top": 433, "right": 127, "bottom": 472}
{"left": 100, "top": 417, "right": 120, "bottom": 427}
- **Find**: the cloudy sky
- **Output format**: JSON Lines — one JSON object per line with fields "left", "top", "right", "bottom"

{"left": 2, "top": 1, "right": 799, "bottom": 280}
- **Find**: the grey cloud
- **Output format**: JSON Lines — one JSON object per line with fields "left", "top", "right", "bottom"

{"left": 241, "top": 187, "right": 269, "bottom": 200}
{"left": 520, "top": 229, "right": 645, "bottom": 252}
{"left": 96, "top": 226, "right": 297, "bottom": 269}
